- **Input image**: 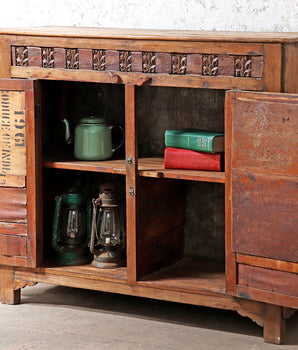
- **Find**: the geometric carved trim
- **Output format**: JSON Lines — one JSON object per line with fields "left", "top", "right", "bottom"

{"left": 41, "top": 48, "right": 55, "bottom": 68}
{"left": 15, "top": 46, "right": 29, "bottom": 67}
{"left": 171, "top": 54, "right": 187, "bottom": 74}
{"left": 65, "top": 48, "right": 79, "bottom": 69}
{"left": 92, "top": 49, "right": 106, "bottom": 71}
{"left": 142, "top": 52, "right": 156, "bottom": 73}
{"left": 119, "top": 51, "right": 132, "bottom": 72}
{"left": 202, "top": 54, "right": 218, "bottom": 76}
{"left": 234, "top": 56, "right": 252, "bottom": 77}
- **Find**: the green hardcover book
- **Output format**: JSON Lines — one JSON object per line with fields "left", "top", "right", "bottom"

{"left": 165, "top": 129, "right": 224, "bottom": 153}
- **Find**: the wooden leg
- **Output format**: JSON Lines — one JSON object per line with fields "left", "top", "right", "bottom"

{"left": 0, "top": 266, "right": 21, "bottom": 305}
{"left": 263, "top": 304, "right": 286, "bottom": 344}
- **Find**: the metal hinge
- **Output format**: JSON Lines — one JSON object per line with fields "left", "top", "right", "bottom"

{"left": 128, "top": 188, "right": 135, "bottom": 196}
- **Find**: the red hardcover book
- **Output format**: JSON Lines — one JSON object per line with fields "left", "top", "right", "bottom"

{"left": 164, "top": 147, "right": 222, "bottom": 171}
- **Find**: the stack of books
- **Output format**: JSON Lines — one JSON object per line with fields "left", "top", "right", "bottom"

{"left": 164, "top": 129, "right": 224, "bottom": 171}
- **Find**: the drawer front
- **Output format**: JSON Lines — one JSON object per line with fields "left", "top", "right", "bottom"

{"left": 0, "top": 234, "right": 27, "bottom": 257}
{"left": 238, "top": 264, "right": 298, "bottom": 298}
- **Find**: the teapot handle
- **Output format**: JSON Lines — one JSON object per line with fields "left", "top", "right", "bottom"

{"left": 110, "top": 125, "right": 125, "bottom": 153}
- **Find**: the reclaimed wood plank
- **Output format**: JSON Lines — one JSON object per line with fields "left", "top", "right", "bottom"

{"left": 0, "top": 187, "right": 27, "bottom": 223}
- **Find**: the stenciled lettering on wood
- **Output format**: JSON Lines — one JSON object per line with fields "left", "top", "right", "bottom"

{"left": 41, "top": 48, "right": 55, "bottom": 68}
{"left": 235, "top": 56, "right": 252, "bottom": 77}
{"left": 92, "top": 49, "right": 106, "bottom": 71}
{"left": 0, "top": 91, "right": 26, "bottom": 187}
{"left": 142, "top": 52, "right": 156, "bottom": 73}
{"left": 202, "top": 55, "right": 219, "bottom": 76}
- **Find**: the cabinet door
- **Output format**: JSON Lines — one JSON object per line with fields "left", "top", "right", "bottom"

{"left": 225, "top": 90, "right": 298, "bottom": 308}
{"left": 0, "top": 79, "right": 42, "bottom": 267}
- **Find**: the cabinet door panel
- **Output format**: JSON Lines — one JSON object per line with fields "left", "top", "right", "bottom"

{"left": 232, "top": 171, "right": 297, "bottom": 263}
{"left": 0, "top": 79, "right": 42, "bottom": 267}
{"left": 230, "top": 92, "right": 297, "bottom": 176}
{"left": 226, "top": 90, "right": 298, "bottom": 307}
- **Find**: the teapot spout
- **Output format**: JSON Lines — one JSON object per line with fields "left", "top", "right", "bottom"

{"left": 62, "top": 118, "right": 72, "bottom": 144}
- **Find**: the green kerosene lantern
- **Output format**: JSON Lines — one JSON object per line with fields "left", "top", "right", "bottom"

{"left": 52, "top": 191, "right": 92, "bottom": 265}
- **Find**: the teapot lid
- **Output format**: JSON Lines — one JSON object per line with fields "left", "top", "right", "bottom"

{"left": 80, "top": 112, "right": 107, "bottom": 124}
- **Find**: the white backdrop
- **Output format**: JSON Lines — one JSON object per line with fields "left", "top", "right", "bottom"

{"left": 0, "top": 0, "right": 297, "bottom": 31}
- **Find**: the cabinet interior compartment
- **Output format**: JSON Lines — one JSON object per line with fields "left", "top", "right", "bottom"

{"left": 41, "top": 80, "right": 125, "bottom": 162}
{"left": 42, "top": 169, "right": 127, "bottom": 271}
{"left": 136, "top": 86, "right": 225, "bottom": 157}
{"left": 137, "top": 178, "right": 226, "bottom": 294}
{"left": 135, "top": 86, "right": 226, "bottom": 293}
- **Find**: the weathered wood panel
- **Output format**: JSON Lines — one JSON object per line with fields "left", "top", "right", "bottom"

{"left": 238, "top": 264, "right": 298, "bottom": 298}
{"left": 231, "top": 92, "right": 298, "bottom": 176}
{"left": 232, "top": 171, "right": 297, "bottom": 263}
{"left": 0, "top": 234, "right": 27, "bottom": 257}
{"left": 125, "top": 84, "right": 138, "bottom": 285}
{"left": 27, "top": 47, "right": 41, "bottom": 67}
{"left": 137, "top": 178, "right": 185, "bottom": 278}
{"left": 283, "top": 43, "right": 298, "bottom": 93}
{"left": 78, "top": 49, "right": 92, "bottom": 70}
{"left": 0, "top": 90, "right": 26, "bottom": 187}
{"left": 0, "top": 187, "right": 27, "bottom": 223}
{"left": 0, "top": 222, "right": 27, "bottom": 235}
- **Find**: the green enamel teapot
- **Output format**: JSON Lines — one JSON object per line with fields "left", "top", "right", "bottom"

{"left": 62, "top": 113, "right": 124, "bottom": 161}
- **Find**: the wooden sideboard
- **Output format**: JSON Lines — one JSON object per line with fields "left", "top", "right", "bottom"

{"left": 0, "top": 27, "right": 297, "bottom": 344}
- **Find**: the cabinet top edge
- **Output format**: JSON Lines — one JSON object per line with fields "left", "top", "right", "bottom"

{"left": 0, "top": 26, "right": 297, "bottom": 43}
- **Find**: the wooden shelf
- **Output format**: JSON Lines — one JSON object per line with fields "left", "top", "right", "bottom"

{"left": 138, "top": 258, "right": 226, "bottom": 295}
{"left": 44, "top": 157, "right": 225, "bottom": 183}
{"left": 43, "top": 158, "right": 127, "bottom": 174}
{"left": 138, "top": 157, "right": 225, "bottom": 183}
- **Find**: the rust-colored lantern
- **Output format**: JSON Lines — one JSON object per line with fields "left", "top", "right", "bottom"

{"left": 90, "top": 183, "right": 125, "bottom": 268}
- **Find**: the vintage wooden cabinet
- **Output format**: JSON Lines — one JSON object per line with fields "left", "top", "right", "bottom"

{"left": 0, "top": 27, "right": 297, "bottom": 344}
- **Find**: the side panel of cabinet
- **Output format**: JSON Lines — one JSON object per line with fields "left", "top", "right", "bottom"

{"left": 0, "top": 79, "right": 42, "bottom": 267}
{"left": 225, "top": 90, "right": 298, "bottom": 308}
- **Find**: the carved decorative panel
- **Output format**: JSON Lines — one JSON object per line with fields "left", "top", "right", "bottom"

{"left": 171, "top": 54, "right": 187, "bottom": 74}
{"left": 119, "top": 51, "right": 132, "bottom": 72}
{"left": 92, "top": 49, "right": 106, "bottom": 71}
{"left": 65, "top": 49, "right": 79, "bottom": 69}
{"left": 41, "top": 48, "right": 55, "bottom": 68}
{"left": 202, "top": 55, "right": 218, "bottom": 76}
{"left": 142, "top": 52, "right": 156, "bottom": 73}
{"left": 234, "top": 56, "right": 252, "bottom": 77}
{"left": 15, "top": 47, "right": 28, "bottom": 67}
{"left": 10, "top": 45, "right": 263, "bottom": 81}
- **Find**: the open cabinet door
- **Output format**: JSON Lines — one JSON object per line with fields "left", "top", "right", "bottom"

{"left": 0, "top": 79, "right": 42, "bottom": 268}
{"left": 225, "top": 90, "right": 298, "bottom": 309}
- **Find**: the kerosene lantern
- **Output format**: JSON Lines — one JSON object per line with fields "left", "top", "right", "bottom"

{"left": 52, "top": 191, "right": 92, "bottom": 265}
{"left": 90, "top": 183, "right": 125, "bottom": 268}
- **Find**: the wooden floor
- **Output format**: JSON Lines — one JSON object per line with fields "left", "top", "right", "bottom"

{"left": 44, "top": 157, "right": 225, "bottom": 183}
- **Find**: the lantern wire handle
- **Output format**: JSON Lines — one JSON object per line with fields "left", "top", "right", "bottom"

{"left": 90, "top": 198, "right": 101, "bottom": 255}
